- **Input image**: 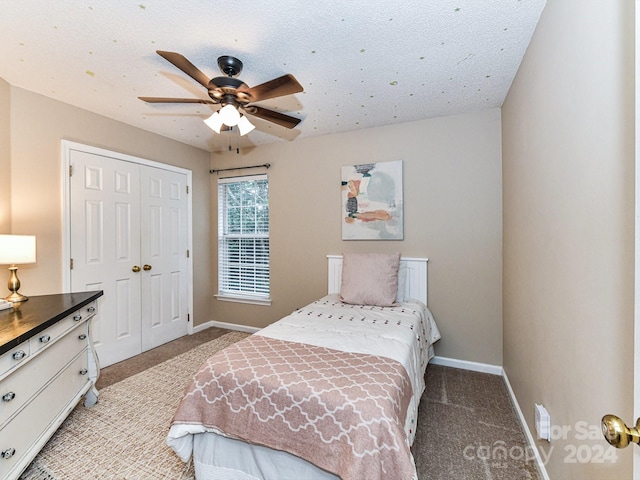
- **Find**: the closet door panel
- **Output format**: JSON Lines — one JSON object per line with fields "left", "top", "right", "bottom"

{"left": 140, "top": 166, "right": 189, "bottom": 351}
{"left": 70, "top": 150, "right": 142, "bottom": 367}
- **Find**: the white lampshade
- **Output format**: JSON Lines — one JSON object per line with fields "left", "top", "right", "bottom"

{"left": 218, "top": 104, "right": 241, "bottom": 127}
{"left": 237, "top": 115, "right": 256, "bottom": 136}
{"left": 204, "top": 112, "right": 224, "bottom": 133}
{"left": 0, "top": 235, "right": 36, "bottom": 265}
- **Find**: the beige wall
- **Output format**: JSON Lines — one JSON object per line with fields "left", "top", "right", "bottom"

{"left": 211, "top": 109, "right": 503, "bottom": 365}
{"left": 502, "top": 1, "right": 634, "bottom": 478}
{"left": 7, "top": 86, "right": 212, "bottom": 327}
{"left": 4, "top": 81, "right": 503, "bottom": 365}
{"left": 0, "top": 78, "right": 10, "bottom": 231}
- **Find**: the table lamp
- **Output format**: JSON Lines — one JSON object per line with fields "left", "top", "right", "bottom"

{"left": 0, "top": 234, "right": 37, "bottom": 302}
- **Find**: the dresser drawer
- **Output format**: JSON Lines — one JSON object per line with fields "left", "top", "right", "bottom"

{"left": 30, "top": 300, "right": 96, "bottom": 354}
{"left": 0, "top": 342, "right": 30, "bottom": 380}
{"left": 0, "top": 349, "right": 90, "bottom": 480}
{"left": 0, "top": 323, "right": 87, "bottom": 426}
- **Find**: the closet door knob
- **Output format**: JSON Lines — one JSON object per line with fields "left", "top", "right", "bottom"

{"left": 132, "top": 265, "right": 141, "bottom": 273}
{"left": 143, "top": 264, "right": 152, "bottom": 271}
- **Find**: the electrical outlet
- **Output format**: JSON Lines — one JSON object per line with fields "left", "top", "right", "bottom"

{"left": 535, "top": 404, "right": 551, "bottom": 441}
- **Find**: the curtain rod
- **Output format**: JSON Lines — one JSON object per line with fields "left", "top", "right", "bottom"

{"left": 209, "top": 163, "right": 270, "bottom": 174}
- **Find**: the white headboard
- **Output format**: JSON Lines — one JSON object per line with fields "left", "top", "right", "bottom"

{"left": 327, "top": 255, "right": 428, "bottom": 306}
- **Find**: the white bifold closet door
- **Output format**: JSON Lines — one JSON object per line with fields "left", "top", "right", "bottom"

{"left": 69, "top": 149, "right": 189, "bottom": 367}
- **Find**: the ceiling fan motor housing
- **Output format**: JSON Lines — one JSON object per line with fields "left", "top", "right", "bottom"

{"left": 217, "top": 55, "right": 243, "bottom": 77}
{"left": 208, "top": 77, "right": 250, "bottom": 102}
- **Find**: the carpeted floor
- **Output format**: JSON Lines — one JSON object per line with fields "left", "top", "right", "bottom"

{"left": 415, "top": 365, "right": 541, "bottom": 479}
{"left": 20, "top": 330, "right": 247, "bottom": 480}
{"left": 94, "top": 326, "right": 232, "bottom": 390}
{"left": 20, "top": 329, "right": 541, "bottom": 480}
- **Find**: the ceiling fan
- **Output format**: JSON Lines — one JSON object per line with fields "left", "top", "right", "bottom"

{"left": 139, "top": 50, "right": 303, "bottom": 135}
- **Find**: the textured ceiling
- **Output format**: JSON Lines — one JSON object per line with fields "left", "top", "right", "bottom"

{"left": 0, "top": 1, "right": 546, "bottom": 153}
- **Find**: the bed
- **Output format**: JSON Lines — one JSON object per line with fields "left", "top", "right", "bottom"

{"left": 167, "top": 253, "right": 441, "bottom": 480}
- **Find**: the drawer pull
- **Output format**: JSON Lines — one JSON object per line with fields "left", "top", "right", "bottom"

{"left": 78, "top": 334, "right": 87, "bottom": 340}
{"left": 79, "top": 368, "right": 88, "bottom": 375}
{"left": 12, "top": 350, "right": 26, "bottom": 361}
{"left": 2, "top": 392, "right": 16, "bottom": 402}
{"left": 73, "top": 314, "right": 82, "bottom": 322}
{"left": 1, "top": 448, "right": 15, "bottom": 459}
{"left": 39, "top": 335, "right": 51, "bottom": 343}
{"left": 87, "top": 306, "right": 96, "bottom": 313}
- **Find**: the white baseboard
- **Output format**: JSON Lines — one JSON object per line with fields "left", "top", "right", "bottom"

{"left": 430, "top": 355, "right": 503, "bottom": 376}
{"left": 192, "top": 321, "right": 215, "bottom": 334}
{"left": 502, "top": 371, "right": 551, "bottom": 480}
{"left": 197, "top": 320, "right": 260, "bottom": 334}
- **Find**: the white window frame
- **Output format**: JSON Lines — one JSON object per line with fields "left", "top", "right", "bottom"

{"left": 216, "top": 174, "right": 271, "bottom": 306}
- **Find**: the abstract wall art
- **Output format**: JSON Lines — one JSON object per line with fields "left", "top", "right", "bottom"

{"left": 341, "top": 160, "right": 403, "bottom": 240}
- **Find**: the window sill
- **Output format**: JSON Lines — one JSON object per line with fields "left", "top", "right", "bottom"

{"left": 215, "top": 294, "right": 272, "bottom": 306}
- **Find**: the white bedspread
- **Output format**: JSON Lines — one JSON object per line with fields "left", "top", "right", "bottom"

{"left": 167, "top": 294, "right": 440, "bottom": 480}
{"left": 257, "top": 294, "right": 440, "bottom": 440}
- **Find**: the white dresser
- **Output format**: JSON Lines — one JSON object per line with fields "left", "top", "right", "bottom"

{"left": 0, "top": 291, "right": 103, "bottom": 480}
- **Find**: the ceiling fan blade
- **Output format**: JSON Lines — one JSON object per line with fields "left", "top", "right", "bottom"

{"left": 139, "top": 96, "right": 215, "bottom": 104}
{"left": 243, "top": 106, "right": 301, "bottom": 129}
{"left": 237, "top": 74, "right": 303, "bottom": 102}
{"left": 156, "top": 50, "right": 211, "bottom": 89}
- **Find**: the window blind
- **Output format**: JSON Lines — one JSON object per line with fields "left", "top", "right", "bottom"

{"left": 218, "top": 175, "right": 269, "bottom": 299}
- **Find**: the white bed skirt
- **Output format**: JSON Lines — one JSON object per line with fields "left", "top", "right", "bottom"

{"left": 192, "top": 433, "right": 340, "bottom": 480}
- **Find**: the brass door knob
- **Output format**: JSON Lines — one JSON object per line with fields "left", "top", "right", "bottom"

{"left": 602, "top": 415, "right": 640, "bottom": 448}
{"left": 143, "top": 264, "right": 152, "bottom": 271}
{"left": 132, "top": 265, "right": 141, "bottom": 272}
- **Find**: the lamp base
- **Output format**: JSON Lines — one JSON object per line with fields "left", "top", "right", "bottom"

{"left": 5, "top": 291, "right": 28, "bottom": 303}
{"left": 6, "top": 266, "right": 28, "bottom": 303}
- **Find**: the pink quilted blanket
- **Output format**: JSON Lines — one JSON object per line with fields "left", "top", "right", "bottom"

{"left": 171, "top": 334, "right": 416, "bottom": 480}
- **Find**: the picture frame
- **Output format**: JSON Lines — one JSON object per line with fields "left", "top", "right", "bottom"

{"left": 341, "top": 160, "right": 403, "bottom": 240}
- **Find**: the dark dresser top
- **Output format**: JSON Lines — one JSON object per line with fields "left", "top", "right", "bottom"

{"left": 0, "top": 291, "right": 103, "bottom": 356}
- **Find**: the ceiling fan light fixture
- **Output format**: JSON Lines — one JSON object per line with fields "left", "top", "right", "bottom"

{"left": 218, "top": 104, "right": 241, "bottom": 127}
{"left": 204, "top": 112, "right": 224, "bottom": 133}
{"left": 237, "top": 115, "right": 256, "bottom": 136}
{"left": 142, "top": 51, "right": 304, "bottom": 134}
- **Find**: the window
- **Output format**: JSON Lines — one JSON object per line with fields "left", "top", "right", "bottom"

{"left": 217, "top": 175, "right": 270, "bottom": 304}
